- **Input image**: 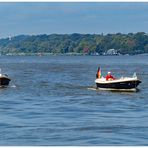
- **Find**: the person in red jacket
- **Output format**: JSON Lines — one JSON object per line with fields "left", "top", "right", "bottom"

{"left": 106, "top": 72, "right": 116, "bottom": 81}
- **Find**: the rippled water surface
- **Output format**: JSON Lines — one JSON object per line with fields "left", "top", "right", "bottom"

{"left": 0, "top": 55, "right": 148, "bottom": 145}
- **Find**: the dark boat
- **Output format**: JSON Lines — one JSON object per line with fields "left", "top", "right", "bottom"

{"left": 0, "top": 73, "right": 11, "bottom": 87}
{"left": 95, "top": 73, "right": 141, "bottom": 92}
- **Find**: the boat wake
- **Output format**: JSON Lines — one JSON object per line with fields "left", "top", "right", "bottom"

{"left": 87, "top": 86, "right": 98, "bottom": 91}
{"left": 9, "top": 84, "right": 17, "bottom": 88}
{"left": 87, "top": 86, "right": 140, "bottom": 93}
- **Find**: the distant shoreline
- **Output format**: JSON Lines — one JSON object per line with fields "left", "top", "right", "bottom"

{"left": 0, "top": 33, "right": 148, "bottom": 55}
{"left": 1, "top": 52, "right": 148, "bottom": 56}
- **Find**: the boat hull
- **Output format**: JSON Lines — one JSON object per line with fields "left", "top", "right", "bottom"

{"left": 0, "top": 77, "right": 11, "bottom": 87}
{"left": 95, "top": 78, "right": 141, "bottom": 92}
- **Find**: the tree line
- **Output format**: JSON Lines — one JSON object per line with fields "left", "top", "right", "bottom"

{"left": 0, "top": 32, "right": 148, "bottom": 55}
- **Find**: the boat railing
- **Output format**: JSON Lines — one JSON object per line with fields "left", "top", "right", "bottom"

{"left": 3, "top": 74, "right": 8, "bottom": 77}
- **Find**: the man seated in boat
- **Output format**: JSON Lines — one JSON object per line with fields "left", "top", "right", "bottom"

{"left": 106, "top": 72, "right": 116, "bottom": 81}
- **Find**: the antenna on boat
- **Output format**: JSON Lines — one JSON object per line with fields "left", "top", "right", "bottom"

{"left": 9, "top": 35, "right": 12, "bottom": 41}
{"left": 133, "top": 72, "right": 137, "bottom": 78}
{"left": 0, "top": 68, "right": 1, "bottom": 77}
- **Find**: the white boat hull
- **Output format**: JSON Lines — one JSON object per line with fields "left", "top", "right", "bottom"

{"left": 95, "top": 77, "right": 141, "bottom": 92}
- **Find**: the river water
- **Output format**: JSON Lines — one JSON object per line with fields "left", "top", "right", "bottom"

{"left": 0, "top": 55, "right": 148, "bottom": 145}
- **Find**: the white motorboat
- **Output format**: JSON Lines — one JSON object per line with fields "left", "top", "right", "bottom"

{"left": 95, "top": 73, "right": 141, "bottom": 92}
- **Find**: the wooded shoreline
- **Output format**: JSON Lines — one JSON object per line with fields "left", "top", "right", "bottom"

{"left": 0, "top": 32, "right": 148, "bottom": 55}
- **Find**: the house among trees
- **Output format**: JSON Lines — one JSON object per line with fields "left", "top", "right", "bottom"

{"left": 106, "top": 49, "right": 118, "bottom": 55}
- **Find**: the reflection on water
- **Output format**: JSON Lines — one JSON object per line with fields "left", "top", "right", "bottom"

{"left": 0, "top": 55, "right": 148, "bottom": 146}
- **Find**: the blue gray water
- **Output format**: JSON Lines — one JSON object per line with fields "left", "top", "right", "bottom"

{"left": 0, "top": 55, "right": 148, "bottom": 145}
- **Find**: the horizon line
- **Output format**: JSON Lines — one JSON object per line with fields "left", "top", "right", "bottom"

{"left": 1, "top": 31, "right": 148, "bottom": 39}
